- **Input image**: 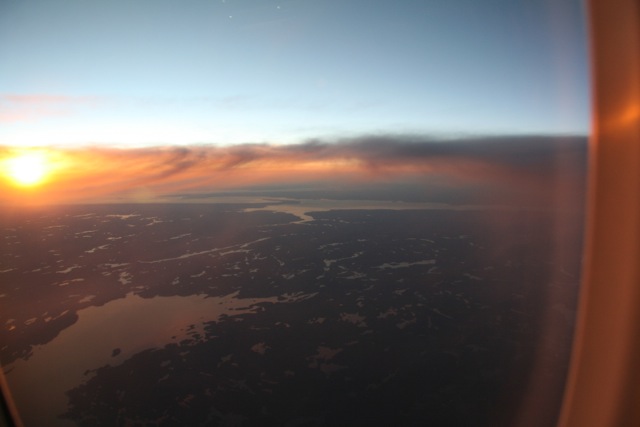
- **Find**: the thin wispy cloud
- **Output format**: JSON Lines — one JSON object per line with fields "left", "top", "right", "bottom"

{"left": 0, "top": 94, "right": 102, "bottom": 123}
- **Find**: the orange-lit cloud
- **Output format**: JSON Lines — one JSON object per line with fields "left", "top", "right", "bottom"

{"left": 0, "top": 135, "right": 587, "bottom": 207}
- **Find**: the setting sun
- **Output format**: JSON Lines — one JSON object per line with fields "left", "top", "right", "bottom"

{"left": 3, "top": 151, "right": 51, "bottom": 187}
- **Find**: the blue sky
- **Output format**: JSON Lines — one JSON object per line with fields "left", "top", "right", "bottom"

{"left": 0, "top": 0, "right": 590, "bottom": 147}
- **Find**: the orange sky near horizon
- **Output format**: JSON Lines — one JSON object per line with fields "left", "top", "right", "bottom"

{"left": 0, "top": 140, "right": 581, "bottom": 208}
{"left": 0, "top": 146, "right": 417, "bottom": 206}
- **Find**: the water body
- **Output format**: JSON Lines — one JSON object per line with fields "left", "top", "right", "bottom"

{"left": 243, "top": 198, "right": 498, "bottom": 222}
{"left": 4, "top": 292, "right": 278, "bottom": 427}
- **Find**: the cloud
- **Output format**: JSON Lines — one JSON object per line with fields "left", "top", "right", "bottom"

{"left": 0, "top": 134, "right": 587, "bottom": 207}
{"left": 93, "top": 134, "right": 584, "bottom": 174}
{"left": 0, "top": 94, "right": 101, "bottom": 123}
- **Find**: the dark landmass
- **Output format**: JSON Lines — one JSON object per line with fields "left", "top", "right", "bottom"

{"left": 0, "top": 203, "right": 582, "bottom": 426}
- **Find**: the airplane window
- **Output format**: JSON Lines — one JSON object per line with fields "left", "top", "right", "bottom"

{"left": 0, "top": 1, "right": 590, "bottom": 426}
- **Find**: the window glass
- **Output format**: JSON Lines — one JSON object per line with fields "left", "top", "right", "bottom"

{"left": 0, "top": 1, "right": 589, "bottom": 426}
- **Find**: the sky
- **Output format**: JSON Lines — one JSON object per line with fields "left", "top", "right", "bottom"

{"left": 0, "top": 0, "right": 590, "bottom": 205}
{"left": 1, "top": 0, "right": 589, "bottom": 147}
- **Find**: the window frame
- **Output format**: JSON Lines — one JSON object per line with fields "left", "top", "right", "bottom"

{"left": 558, "top": 0, "right": 640, "bottom": 426}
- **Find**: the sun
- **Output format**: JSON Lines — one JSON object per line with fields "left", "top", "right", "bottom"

{"left": 3, "top": 151, "right": 51, "bottom": 187}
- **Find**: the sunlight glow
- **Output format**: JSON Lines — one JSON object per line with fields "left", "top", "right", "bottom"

{"left": 3, "top": 151, "right": 52, "bottom": 187}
